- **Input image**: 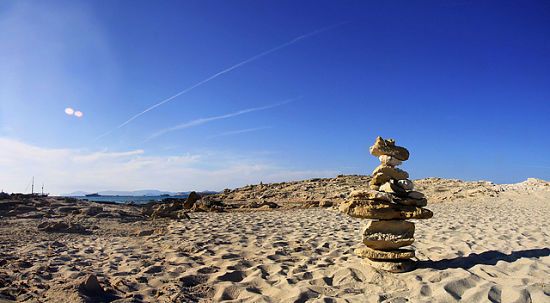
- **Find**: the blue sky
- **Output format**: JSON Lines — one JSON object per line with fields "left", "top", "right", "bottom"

{"left": 1, "top": 1, "right": 549, "bottom": 194}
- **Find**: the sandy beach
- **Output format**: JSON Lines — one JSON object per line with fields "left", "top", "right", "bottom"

{"left": 3, "top": 2, "right": 549, "bottom": 302}
{"left": 0, "top": 177, "right": 548, "bottom": 302}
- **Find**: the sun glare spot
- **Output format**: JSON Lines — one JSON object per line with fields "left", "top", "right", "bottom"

{"left": 74, "top": 111, "right": 83, "bottom": 118}
{"left": 65, "top": 108, "right": 74, "bottom": 115}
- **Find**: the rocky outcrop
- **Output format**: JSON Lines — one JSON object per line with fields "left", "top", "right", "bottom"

{"left": 184, "top": 191, "right": 201, "bottom": 209}
{"left": 208, "top": 173, "right": 547, "bottom": 208}
{"left": 210, "top": 175, "right": 372, "bottom": 207}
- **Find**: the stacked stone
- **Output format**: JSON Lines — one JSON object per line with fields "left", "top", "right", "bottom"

{"left": 340, "top": 136, "right": 433, "bottom": 273}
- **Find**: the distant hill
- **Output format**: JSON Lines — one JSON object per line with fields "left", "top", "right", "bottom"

{"left": 65, "top": 190, "right": 181, "bottom": 196}
{"left": 64, "top": 189, "right": 219, "bottom": 197}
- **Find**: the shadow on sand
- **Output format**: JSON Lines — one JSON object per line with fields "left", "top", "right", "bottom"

{"left": 417, "top": 248, "right": 550, "bottom": 270}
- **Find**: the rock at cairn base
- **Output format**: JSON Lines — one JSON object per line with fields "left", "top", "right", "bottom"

{"left": 366, "top": 258, "right": 415, "bottom": 273}
{"left": 354, "top": 246, "right": 415, "bottom": 260}
{"left": 341, "top": 136, "right": 433, "bottom": 273}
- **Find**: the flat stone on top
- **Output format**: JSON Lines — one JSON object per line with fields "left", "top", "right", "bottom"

{"left": 369, "top": 136, "right": 410, "bottom": 161}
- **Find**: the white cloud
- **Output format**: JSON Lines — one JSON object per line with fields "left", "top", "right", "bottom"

{"left": 0, "top": 137, "right": 337, "bottom": 195}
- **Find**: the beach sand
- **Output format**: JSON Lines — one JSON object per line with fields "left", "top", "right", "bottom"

{"left": 0, "top": 181, "right": 549, "bottom": 302}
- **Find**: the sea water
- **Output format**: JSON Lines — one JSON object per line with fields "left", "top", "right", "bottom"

{"left": 67, "top": 195, "right": 189, "bottom": 204}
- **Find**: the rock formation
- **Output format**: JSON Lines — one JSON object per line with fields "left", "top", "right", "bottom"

{"left": 340, "top": 136, "right": 433, "bottom": 273}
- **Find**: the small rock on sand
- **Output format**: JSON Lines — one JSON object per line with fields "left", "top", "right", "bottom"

{"left": 78, "top": 274, "right": 104, "bottom": 295}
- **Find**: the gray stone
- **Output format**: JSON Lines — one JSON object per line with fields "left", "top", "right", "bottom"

{"left": 394, "top": 197, "right": 427, "bottom": 207}
{"left": 397, "top": 179, "right": 414, "bottom": 191}
{"left": 379, "top": 182, "right": 408, "bottom": 198}
{"left": 408, "top": 191, "right": 425, "bottom": 199}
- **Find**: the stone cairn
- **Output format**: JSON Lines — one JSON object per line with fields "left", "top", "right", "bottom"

{"left": 340, "top": 136, "right": 433, "bottom": 273}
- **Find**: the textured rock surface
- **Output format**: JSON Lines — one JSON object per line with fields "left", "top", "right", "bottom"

{"left": 372, "top": 165, "right": 409, "bottom": 181}
{"left": 365, "top": 258, "right": 415, "bottom": 273}
{"left": 342, "top": 200, "right": 433, "bottom": 220}
{"left": 379, "top": 182, "right": 408, "bottom": 197}
{"left": 370, "top": 173, "right": 392, "bottom": 186}
{"left": 203, "top": 175, "right": 542, "bottom": 207}
{"left": 397, "top": 179, "right": 414, "bottom": 191}
{"left": 183, "top": 191, "right": 201, "bottom": 209}
{"left": 350, "top": 190, "right": 392, "bottom": 202}
{"left": 408, "top": 191, "right": 426, "bottom": 200}
{"left": 394, "top": 197, "right": 428, "bottom": 207}
{"left": 369, "top": 136, "right": 410, "bottom": 161}
{"left": 362, "top": 220, "right": 415, "bottom": 249}
{"left": 379, "top": 155, "right": 402, "bottom": 167}
{"left": 354, "top": 246, "right": 415, "bottom": 260}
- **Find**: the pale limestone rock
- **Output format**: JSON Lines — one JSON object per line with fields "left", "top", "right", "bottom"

{"left": 343, "top": 200, "right": 433, "bottom": 220}
{"left": 379, "top": 155, "right": 402, "bottom": 167}
{"left": 350, "top": 190, "right": 392, "bottom": 202}
{"left": 365, "top": 258, "right": 415, "bottom": 273}
{"left": 371, "top": 173, "right": 391, "bottom": 186}
{"left": 362, "top": 220, "right": 415, "bottom": 249}
{"left": 369, "top": 136, "right": 409, "bottom": 161}
{"left": 338, "top": 201, "right": 353, "bottom": 213}
{"left": 372, "top": 165, "right": 409, "bottom": 180}
{"left": 354, "top": 246, "right": 415, "bottom": 260}
{"left": 369, "top": 184, "right": 380, "bottom": 191}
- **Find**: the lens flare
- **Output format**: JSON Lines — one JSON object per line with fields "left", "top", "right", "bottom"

{"left": 74, "top": 111, "right": 83, "bottom": 118}
{"left": 65, "top": 107, "right": 74, "bottom": 115}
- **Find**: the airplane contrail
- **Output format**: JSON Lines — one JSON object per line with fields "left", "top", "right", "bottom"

{"left": 95, "top": 22, "right": 347, "bottom": 141}
{"left": 145, "top": 98, "right": 297, "bottom": 142}
{"left": 207, "top": 126, "right": 272, "bottom": 140}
